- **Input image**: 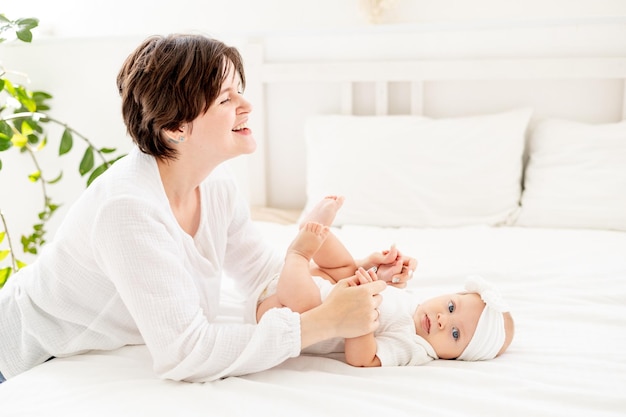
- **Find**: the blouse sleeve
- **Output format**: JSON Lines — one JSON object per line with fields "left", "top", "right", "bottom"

{"left": 223, "top": 192, "right": 284, "bottom": 295}
{"left": 92, "top": 195, "right": 300, "bottom": 382}
{"left": 201, "top": 169, "right": 287, "bottom": 322}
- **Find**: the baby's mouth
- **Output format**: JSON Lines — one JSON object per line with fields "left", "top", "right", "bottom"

{"left": 422, "top": 314, "right": 431, "bottom": 334}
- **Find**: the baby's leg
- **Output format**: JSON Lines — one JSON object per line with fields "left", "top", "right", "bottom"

{"left": 301, "top": 196, "right": 356, "bottom": 282}
{"left": 308, "top": 232, "right": 357, "bottom": 284}
{"left": 256, "top": 294, "right": 282, "bottom": 322}
{"left": 276, "top": 222, "right": 329, "bottom": 313}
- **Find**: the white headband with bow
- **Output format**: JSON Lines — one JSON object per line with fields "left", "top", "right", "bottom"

{"left": 457, "top": 275, "right": 509, "bottom": 361}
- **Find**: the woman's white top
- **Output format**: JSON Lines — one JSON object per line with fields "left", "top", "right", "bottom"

{"left": 0, "top": 147, "right": 301, "bottom": 382}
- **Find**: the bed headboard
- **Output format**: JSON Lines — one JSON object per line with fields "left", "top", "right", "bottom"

{"left": 1, "top": 20, "right": 624, "bottom": 261}
{"left": 234, "top": 32, "right": 626, "bottom": 209}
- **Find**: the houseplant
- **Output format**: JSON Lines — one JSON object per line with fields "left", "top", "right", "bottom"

{"left": 0, "top": 14, "right": 125, "bottom": 287}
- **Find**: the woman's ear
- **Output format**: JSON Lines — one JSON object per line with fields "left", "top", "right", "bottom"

{"left": 163, "top": 125, "right": 187, "bottom": 144}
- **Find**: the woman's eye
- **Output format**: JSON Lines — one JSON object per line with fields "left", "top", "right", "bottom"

{"left": 448, "top": 301, "right": 455, "bottom": 313}
{"left": 452, "top": 327, "right": 460, "bottom": 340}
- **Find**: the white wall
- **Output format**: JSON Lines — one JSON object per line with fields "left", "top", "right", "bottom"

{"left": 1, "top": 1, "right": 626, "bottom": 262}
{"left": 3, "top": 0, "right": 626, "bottom": 39}
{"left": 256, "top": 16, "right": 626, "bottom": 208}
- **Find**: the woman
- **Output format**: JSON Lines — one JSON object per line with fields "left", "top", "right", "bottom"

{"left": 0, "top": 34, "right": 415, "bottom": 383}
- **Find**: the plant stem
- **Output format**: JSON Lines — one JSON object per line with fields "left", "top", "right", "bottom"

{"left": 2, "top": 111, "right": 110, "bottom": 167}
{"left": 24, "top": 144, "right": 49, "bottom": 212}
{"left": 0, "top": 65, "right": 31, "bottom": 83}
{"left": 0, "top": 210, "right": 18, "bottom": 273}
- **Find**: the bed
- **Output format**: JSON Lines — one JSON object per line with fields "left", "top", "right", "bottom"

{"left": 2, "top": 24, "right": 626, "bottom": 417}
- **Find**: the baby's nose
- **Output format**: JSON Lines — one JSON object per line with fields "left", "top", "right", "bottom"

{"left": 437, "top": 312, "right": 448, "bottom": 329}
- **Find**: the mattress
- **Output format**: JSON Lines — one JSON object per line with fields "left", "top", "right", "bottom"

{"left": 1, "top": 222, "right": 624, "bottom": 417}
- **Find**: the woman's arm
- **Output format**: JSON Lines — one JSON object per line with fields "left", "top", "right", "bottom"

{"left": 92, "top": 196, "right": 304, "bottom": 382}
{"left": 345, "top": 333, "right": 381, "bottom": 367}
{"left": 334, "top": 269, "right": 382, "bottom": 367}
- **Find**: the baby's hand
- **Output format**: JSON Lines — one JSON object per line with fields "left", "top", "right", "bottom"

{"left": 373, "top": 244, "right": 417, "bottom": 288}
{"left": 359, "top": 244, "right": 417, "bottom": 287}
{"left": 375, "top": 259, "right": 404, "bottom": 283}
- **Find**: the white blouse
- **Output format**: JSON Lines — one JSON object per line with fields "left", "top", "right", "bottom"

{"left": 0, "top": 147, "right": 301, "bottom": 381}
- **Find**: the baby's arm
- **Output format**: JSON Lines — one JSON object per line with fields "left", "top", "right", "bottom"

{"left": 345, "top": 333, "right": 381, "bottom": 367}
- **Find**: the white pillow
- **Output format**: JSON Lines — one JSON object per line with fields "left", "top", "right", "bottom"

{"left": 516, "top": 119, "right": 626, "bottom": 231}
{"left": 303, "top": 108, "right": 532, "bottom": 227}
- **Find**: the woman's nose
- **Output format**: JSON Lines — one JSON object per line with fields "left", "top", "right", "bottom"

{"left": 437, "top": 312, "right": 447, "bottom": 329}
{"left": 238, "top": 95, "right": 253, "bottom": 113}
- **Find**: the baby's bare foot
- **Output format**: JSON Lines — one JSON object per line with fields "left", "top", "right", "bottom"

{"left": 300, "top": 195, "right": 345, "bottom": 228}
{"left": 287, "top": 222, "right": 330, "bottom": 261}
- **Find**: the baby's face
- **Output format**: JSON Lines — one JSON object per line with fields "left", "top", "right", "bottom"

{"left": 413, "top": 292, "right": 485, "bottom": 359}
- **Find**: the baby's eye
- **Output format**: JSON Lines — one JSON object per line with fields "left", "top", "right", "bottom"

{"left": 452, "top": 327, "right": 460, "bottom": 340}
{"left": 448, "top": 301, "right": 455, "bottom": 313}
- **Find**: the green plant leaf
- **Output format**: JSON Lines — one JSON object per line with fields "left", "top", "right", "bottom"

{"left": 36, "top": 135, "right": 47, "bottom": 150}
{"left": 0, "top": 121, "right": 12, "bottom": 138}
{"left": 0, "top": 78, "right": 5, "bottom": 91}
{"left": 32, "top": 90, "right": 52, "bottom": 111}
{"left": 79, "top": 146, "right": 94, "bottom": 176}
{"left": 28, "top": 170, "right": 41, "bottom": 182}
{"left": 26, "top": 118, "right": 44, "bottom": 134}
{"left": 99, "top": 147, "right": 117, "bottom": 154}
{"left": 0, "top": 267, "right": 11, "bottom": 288}
{"left": 20, "top": 120, "right": 34, "bottom": 136}
{"left": 0, "top": 137, "right": 11, "bottom": 151}
{"left": 16, "top": 28, "right": 33, "bottom": 42}
{"left": 16, "top": 90, "right": 37, "bottom": 112}
{"left": 2, "top": 78, "right": 15, "bottom": 96}
{"left": 16, "top": 259, "right": 27, "bottom": 269}
{"left": 0, "top": 249, "right": 9, "bottom": 261}
{"left": 16, "top": 18, "right": 39, "bottom": 30}
{"left": 86, "top": 162, "right": 108, "bottom": 186}
{"left": 0, "top": 231, "right": 5, "bottom": 242}
{"left": 10, "top": 132, "right": 28, "bottom": 148}
{"left": 27, "top": 134, "right": 40, "bottom": 145}
{"left": 32, "top": 90, "right": 53, "bottom": 100}
{"left": 47, "top": 171, "right": 63, "bottom": 184}
{"left": 59, "top": 129, "right": 73, "bottom": 155}
{"left": 21, "top": 234, "right": 38, "bottom": 254}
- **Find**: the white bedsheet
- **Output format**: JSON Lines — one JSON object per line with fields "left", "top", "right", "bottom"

{"left": 1, "top": 224, "right": 625, "bottom": 417}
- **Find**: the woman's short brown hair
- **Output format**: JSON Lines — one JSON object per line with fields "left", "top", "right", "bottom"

{"left": 116, "top": 34, "right": 246, "bottom": 159}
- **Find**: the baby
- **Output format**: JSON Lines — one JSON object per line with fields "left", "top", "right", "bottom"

{"left": 256, "top": 196, "right": 515, "bottom": 366}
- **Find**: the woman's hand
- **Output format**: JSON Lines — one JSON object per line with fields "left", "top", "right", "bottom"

{"left": 345, "top": 266, "right": 379, "bottom": 286}
{"left": 299, "top": 277, "right": 386, "bottom": 348}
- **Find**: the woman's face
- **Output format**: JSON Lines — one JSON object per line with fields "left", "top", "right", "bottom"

{"left": 413, "top": 292, "right": 485, "bottom": 359}
{"left": 186, "top": 63, "right": 255, "bottom": 165}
